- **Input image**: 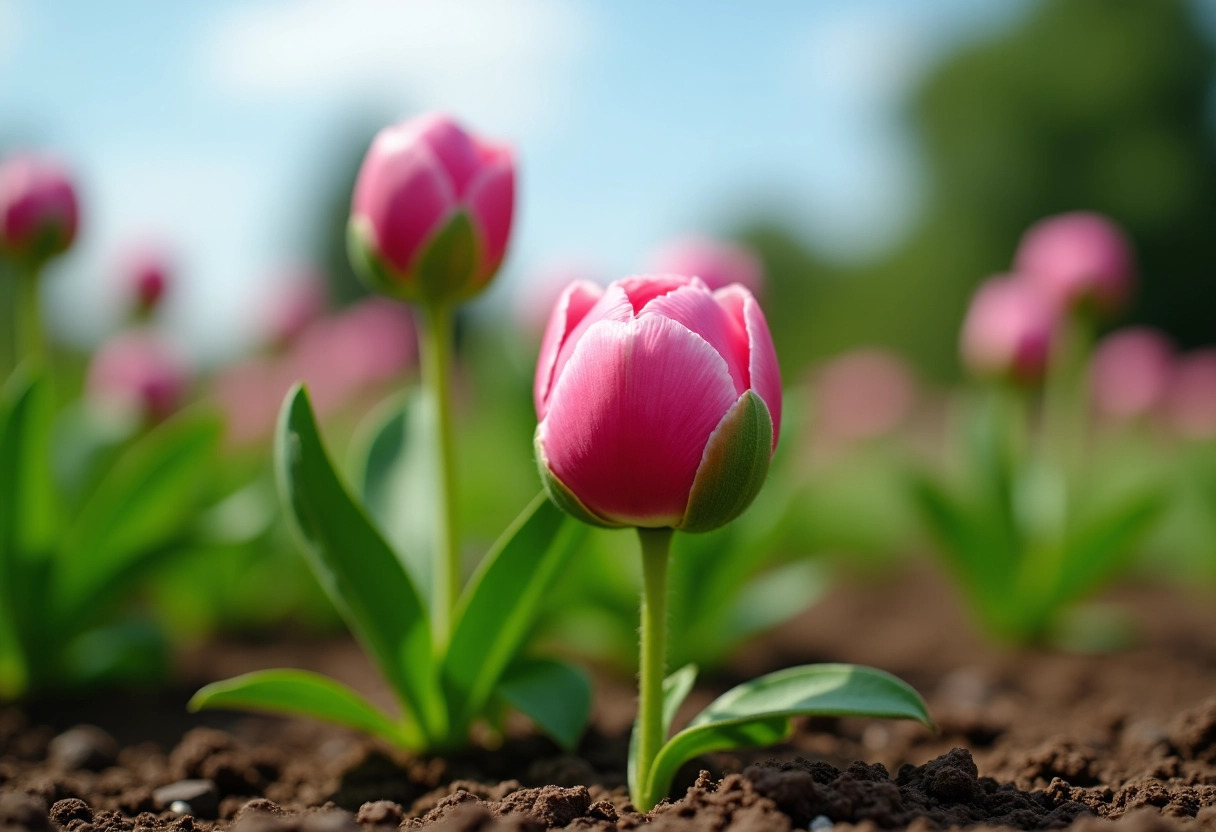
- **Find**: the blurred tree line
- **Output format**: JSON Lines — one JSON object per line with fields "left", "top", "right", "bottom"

{"left": 744, "top": 0, "right": 1216, "bottom": 380}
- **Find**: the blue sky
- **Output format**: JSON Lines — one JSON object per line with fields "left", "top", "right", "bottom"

{"left": 3, "top": 0, "right": 1051, "bottom": 361}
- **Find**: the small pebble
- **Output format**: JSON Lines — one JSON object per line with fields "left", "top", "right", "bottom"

{"left": 810, "top": 814, "right": 833, "bottom": 831}
{"left": 170, "top": 800, "right": 193, "bottom": 816}
{"left": 48, "top": 725, "right": 118, "bottom": 771}
{"left": 154, "top": 779, "right": 219, "bottom": 819}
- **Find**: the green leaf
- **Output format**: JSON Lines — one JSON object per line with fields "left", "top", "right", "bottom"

{"left": 0, "top": 373, "right": 38, "bottom": 697}
{"left": 443, "top": 495, "right": 586, "bottom": 731}
{"left": 641, "top": 664, "right": 932, "bottom": 810}
{"left": 353, "top": 391, "right": 435, "bottom": 601}
{"left": 628, "top": 664, "right": 699, "bottom": 804}
{"left": 717, "top": 561, "right": 828, "bottom": 652}
{"left": 189, "top": 669, "right": 416, "bottom": 747}
{"left": 276, "top": 385, "right": 439, "bottom": 741}
{"left": 58, "top": 620, "right": 169, "bottom": 688}
{"left": 56, "top": 412, "right": 222, "bottom": 617}
{"left": 1054, "top": 489, "right": 1165, "bottom": 608}
{"left": 495, "top": 658, "right": 591, "bottom": 751}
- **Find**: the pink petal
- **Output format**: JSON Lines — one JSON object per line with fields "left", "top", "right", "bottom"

{"left": 412, "top": 114, "right": 482, "bottom": 197}
{"left": 714, "top": 285, "right": 781, "bottom": 448}
{"left": 642, "top": 283, "right": 750, "bottom": 395}
{"left": 617, "top": 273, "right": 696, "bottom": 313}
{"left": 352, "top": 134, "right": 455, "bottom": 275}
{"left": 548, "top": 283, "right": 635, "bottom": 406}
{"left": 534, "top": 279, "right": 604, "bottom": 418}
{"left": 539, "top": 315, "right": 738, "bottom": 526}
{"left": 464, "top": 153, "right": 515, "bottom": 284}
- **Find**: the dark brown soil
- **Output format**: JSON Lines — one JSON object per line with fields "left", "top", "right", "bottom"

{"left": 3, "top": 566, "right": 1216, "bottom": 831}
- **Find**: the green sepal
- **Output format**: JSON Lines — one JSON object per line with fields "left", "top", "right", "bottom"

{"left": 534, "top": 428, "right": 623, "bottom": 529}
{"left": 346, "top": 218, "right": 402, "bottom": 298}
{"left": 347, "top": 212, "right": 484, "bottom": 307}
{"left": 679, "top": 391, "right": 773, "bottom": 534}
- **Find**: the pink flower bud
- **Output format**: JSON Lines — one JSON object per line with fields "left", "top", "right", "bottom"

{"left": 87, "top": 332, "right": 190, "bottom": 424}
{"left": 648, "top": 235, "right": 764, "bottom": 295}
{"left": 118, "top": 243, "right": 171, "bottom": 317}
{"left": 814, "top": 349, "right": 917, "bottom": 443}
{"left": 960, "top": 277, "right": 1058, "bottom": 384}
{"left": 1014, "top": 212, "right": 1135, "bottom": 316}
{"left": 1089, "top": 327, "right": 1174, "bottom": 422}
{"left": 348, "top": 113, "right": 515, "bottom": 305}
{"left": 1163, "top": 350, "right": 1216, "bottom": 441}
{"left": 534, "top": 274, "right": 781, "bottom": 531}
{"left": 0, "top": 154, "right": 79, "bottom": 265}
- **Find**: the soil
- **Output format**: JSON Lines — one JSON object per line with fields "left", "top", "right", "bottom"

{"left": 3, "top": 566, "right": 1216, "bottom": 831}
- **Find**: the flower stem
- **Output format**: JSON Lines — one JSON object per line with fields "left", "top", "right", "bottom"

{"left": 636, "top": 526, "right": 674, "bottom": 811}
{"left": 420, "top": 302, "right": 460, "bottom": 648}
{"left": 16, "top": 262, "right": 45, "bottom": 370}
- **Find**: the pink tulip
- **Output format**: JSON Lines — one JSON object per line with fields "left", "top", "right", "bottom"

{"left": 534, "top": 274, "right": 781, "bottom": 531}
{"left": 118, "top": 243, "right": 171, "bottom": 317}
{"left": 0, "top": 154, "right": 79, "bottom": 264}
{"left": 649, "top": 235, "right": 764, "bottom": 295}
{"left": 87, "top": 332, "right": 190, "bottom": 424}
{"left": 1163, "top": 350, "right": 1216, "bottom": 441}
{"left": 814, "top": 349, "right": 917, "bottom": 443}
{"left": 348, "top": 113, "right": 515, "bottom": 305}
{"left": 960, "top": 277, "right": 1058, "bottom": 384}
{"left": 1089, "top": 327, "right": 1174, "bottom": 422}
{"left": 1014, "top": 212, "right": 1135, "bottom": 316}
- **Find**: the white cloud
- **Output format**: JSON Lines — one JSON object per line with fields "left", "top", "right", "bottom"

{"left": 197, "top": 0, "right": 593, "bottom": 138}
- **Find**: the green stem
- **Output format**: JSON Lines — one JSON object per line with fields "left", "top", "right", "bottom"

{"left": 420, "top": 302, "right": 460, "bottom": 648}
{"left": 16, "top": 262, "right": 44, "bottom": 370}
{"left": 636, "top": 526, "right": 674, "bottom": 811}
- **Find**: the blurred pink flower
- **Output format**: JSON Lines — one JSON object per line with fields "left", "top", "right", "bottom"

{"left": 117, "top": 242, "right": 171, "bottom": 317}
{"left": 648, "top": 235, "right": 764, "bottom": 295}
{"left": 1163, "top": 349, "right": 1216, "bottom": 440}
{"left": 1014, "top": 212, "right": 1135, "bottom": 316}
{"left": 535, "top": 274, "right": 780, "bottom": 530}
{"left": 1089, "top": 327, "right": 1174, "bottom": 422}
{"left": 0, "top": 154, "right": 79, "bottom": 263}
{"left": 262, "top": 268, "right": 330, "bottom": 349}
{"left": 349, "top": 113, "right": 515, "bottom": 304}
{"left": 514, "top": 262, "right": 602, "bottom": 337}
{"left": 960, "top": 276, "right": 1059, "bottom": 384}
{"left": 87, "top": 332, "right": 190, "bottom": 424}
{"left": 813, "top": 349, "right": 917, "bottom": 443}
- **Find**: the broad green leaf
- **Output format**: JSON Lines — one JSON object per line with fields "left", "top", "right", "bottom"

{"left": 495, "top": 658, "right": 591, "bottom": 751}
{"left": 189, "top": 669, "right": 417, "bottom": 748}
{"left": 1053, "top": 489, "right": 1165, "bottom": 608}
{"left": 353, "top": 391, "right": 435, "bottom": 600}
{"left": 642, "top": 664, "right": 932, "bottom": 810}
{"left": 56, "top": 412, "right": 222, "bottom": 616}
{"left": 276, "top": 385, "right": 439, "bottom": 740}
{"left": 443, "top": 495, "right": 585, "bottom": 729}
{"left": 0, "top": 374, "right": 38, "bottom": 698}
{"left": 628, "top": 664, "right": 699, "bottom": 805}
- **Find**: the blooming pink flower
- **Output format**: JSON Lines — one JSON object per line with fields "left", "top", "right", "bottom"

{"left": 649, "top": 235, "right": 764, "bottom": 295}
{"left": 814, "top": 349, "right": 917, "bottom": 443}
{"left": 534, "top": 274, "right": 781, "bottom": 531}
{"left": 1090, "top": 327, "right": 1174, "bottom": 422}
{"left": 1163, "top": 350, "right": 1216, "bottom": 441}
{"left": 348, "top": 113, "right": 514, "bottom": 304}
{"left": 960, "top": 276, "right": 1058, "bottom": 384}
{"left": 0, "top": 154, "right": 79, "bottom": 264}
{"left": 1014, "top": 212, "right": 1135, "bottom": 315}
{"left": 87, "top": 332, "right": 190, "bottom": 424}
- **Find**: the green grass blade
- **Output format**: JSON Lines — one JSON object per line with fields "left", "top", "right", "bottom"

{"left": 276, "top": 385, "right": 439, "bottom": 741}
{"left": 442, "top": 495, "right": 585, "bottom": 733}
{"left": 642, "top": 664, "right": 931, "bottom": 810}
{"left": 190, "top": 669, "right": 418, "bottom": 748}
{"left": 495, "top": 658, "right": 591, "bottom": 751}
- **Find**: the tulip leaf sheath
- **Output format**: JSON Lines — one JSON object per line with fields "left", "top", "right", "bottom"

{"left": 679, "top": 391, "right": 773, "bottom": 533}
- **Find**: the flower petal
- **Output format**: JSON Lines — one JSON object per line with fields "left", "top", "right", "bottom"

{"left": 643, "top": 283, "right": 750, "bottom": 396}
{"left": 548, "top": 283, "right": 634, "bottom": 404}
{"left": 617, "top": 273, "right": 698, "bottom": 313}
{"left": 534, "top": 280, "right": 605, "bottom": 418}
{"left": 538, "top": 315, "right": 737, "bottom": 526}
{"left": 352, "top": 138, "right": 455, "bottom": 275}
{"left": 714, "top": 285, "right": 781, "bottom": 449}
{"left": 412, "top": 114, "right": 482, "bottom": 197}
{"left": 464, "top": 153, "right": 515, "bottom": 284}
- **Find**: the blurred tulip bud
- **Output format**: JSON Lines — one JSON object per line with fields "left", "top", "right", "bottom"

{"left": 649, "top": 235, "right": 764, "bottom": 295}
{"left": 87, "top": 332, "right": 190, "bottom": 424}
{"left": 118, "top": 243, "right": 171, "bottom": 318}
{"left": 534, "top": 274, "right": 781, "bottom": 532}
{"left": 348, "top": 113, "right": 515, "bottom": 306}
{"left": 1163, "top": 350, "right": 1216, "bottom": 441}
{"left": 1014, "top": 211, "right": 1135, "bottom": 316}
{"left": 0, "top": 154, "right": 79, "bottom": 266}
{"left": 814, "top": 349, "right": 917, "bottom": 443}
{"left": 960, "top": 277, "right": 1058, "bottom": 384}
{"left": 1090, "top": 327, "right": 1174, "bottom": 422}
